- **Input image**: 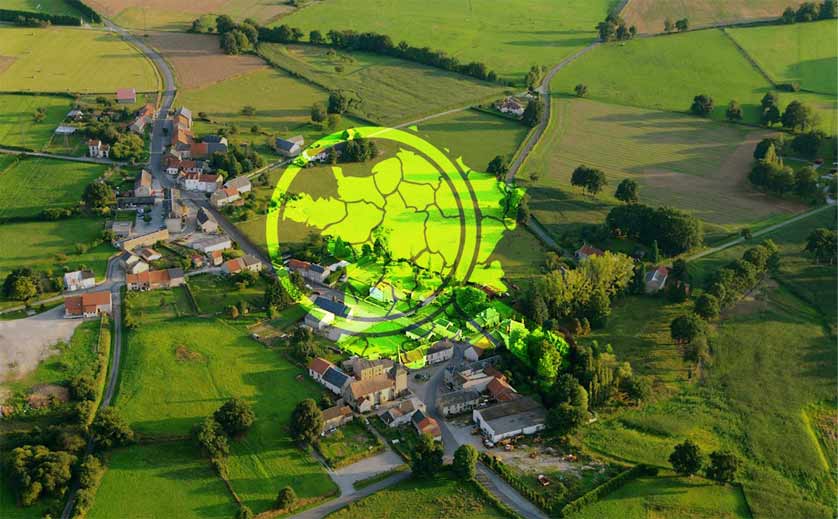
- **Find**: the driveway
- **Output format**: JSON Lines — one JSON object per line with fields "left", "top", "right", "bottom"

{"left": 0, "top": 305, "right": 83, "bottom": 384}
{"left": 328, "top": 448, "right": 405, "bottom": 496}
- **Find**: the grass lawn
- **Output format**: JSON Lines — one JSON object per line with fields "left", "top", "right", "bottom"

{"left": 521, "top": 96, "right": 802, "bottom": 246}
{"left": 0, "top": 0, "right": 84, "bottom": 16}
{"left": 186, "top": 273, "right": 268, "bottom": 316}
{"left": 0, "top": 94, "right": 72, "bottom": 150}
{"left": 727, "top": 19, "right": 838, "bottom": 95}
{"left": 282, "top": 0, "right": 611, "bottom": 84}
{"left": 115, "top": 291, "right": 336, "bottom": 512}
{"left": 486, "top": 226, "right": 547, "bottom": 289}
{"left": 0, "top": 27, "right": 158, "bottom": 93}
{"left": 329, "top": 471, "right": 511, "bottom": 518}
{"left": 621, "top": 0, "right": 790, "bottom": 34}
{"left": 87, "top": 442, "right": 238, "bottom": 519}
{"left": 567, "top": 472, "right": 751, "bottom": 519}
{"left": 550, "top": 29, "right": 836, "bottom": 132}
{"left": 317, "top": 420, "right": 383, "bottom": 468}
{"left": 0, "top": 157, "right": 105, "bottom": 219}
{"left": 259, "top": 44, "right": 505, "bottom": 126}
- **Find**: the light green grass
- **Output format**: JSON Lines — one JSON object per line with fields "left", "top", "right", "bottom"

{"left": 0, "top": 27, "right": 158, "bottom": 93}
{"left": 317, "top": 420, "right": 382, "bottom": 468}
{"left": 258, "top": 44, "right": 505, "bottom": 125}
{"left": 109, "top": 0, "right": 294, "bottom": 31}
{"left": 567, "top": 472, "right": 751, "bottom": 519}
{"left": 0, "top": 0, "right": 83, "bottom": 16}
{"left": 115, "top": 292, "right": 336, "bottom": 512}
{"left": 88, "top": 441, "right": 238, "bottom": 519}
{"left": 282, "top": 0, "right": 612, "bottom": 84}
{"left": 328, "top": 471, "right": 511, "bottom": 518}
{"left": 0, "top": 157, "right": 105, "bottom": 219}
{"left": 0, "top": 94, "right": 72, "bottom": 150}
{"left": 728, "top": 20, "right": 838, "bottom": 95}
{"left": 186, "top": 273, "right": 267, "bottom": 316}
{"left": 551, "top": 29, "right": 836, "bottom": 132}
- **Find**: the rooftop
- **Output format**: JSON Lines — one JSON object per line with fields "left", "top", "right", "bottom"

{"left": 476, "top": 397, "right": 546, "bottom": 435}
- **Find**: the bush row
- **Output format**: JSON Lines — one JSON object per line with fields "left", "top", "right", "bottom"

{"left": 0, "top": 8, "right": 81, "bottom": 26}
{"left": 558, "top": 464, "right": 658, "bottom": 517}
{"left": 70, "top": 455, "right": 106, "bottom": 519}
{"left": 479, "top": 453, "right": 562, "bottom": 513}
{"left": 67, "top": 0, "right": 102, "bottom": 23}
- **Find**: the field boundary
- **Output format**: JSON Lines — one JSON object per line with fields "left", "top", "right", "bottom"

{"left": 719, "top": 28, "right": 777, "bottom": 88}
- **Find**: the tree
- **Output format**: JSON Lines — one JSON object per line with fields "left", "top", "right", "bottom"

{"left": 110, "top": 133, "right": 145, "bottom": 162}
{"left": 525, "top": 65, "right": 544, "bottom": 91}
{"left": 705, "top": 451, "right": 739, "bottom": 484}
{"left": 762, "top": 104, "right": 781, "bottom": 126}
{"left": 740, "top": 227, "right": 753, "bottom": 240}
{"left": 781, "top": 6, "right": 797, "bottom": 23}
{"left": 290, "top": 399, "right": 322, "bottom": 445}
{"left": 310, "top": 103, "right": 327, "bottom": 123}
{"left": 214, "top": 398, "right": 255, "bottom": 437}
{"left": 614, "top": 178, "right": 639, "bottom": 204}
{"left": 70, "top": 374, "right": 97, "bottom": 401}
{"left": 4, "top": 268, "right": 39, "bottom": 301}
{"left": 694, "top": 293, "right": 720, "bottom": 320}
{"left": 8, "top": 445, "right": 76, "bottom": 505}
{"left": 725, "top": 100, "right": 743, "bottom": 121}
{"left": 264, "top": 278, "right": 292, "bottom": 311}
{"left": 791, "top": 130, "right": 825, "bottom": 157}
{"left": 670, "top": 314, "right": 706, "bottom": 344}
{"left": 83, "top": 181, "right": 114, "bottom": 209}
{"left": 649, "top": 240, "right": 659, "bottom": 263}
{"left": 781, "top": 100, "right": 813, "bottom": 131}
{"left": 454, "top": 286, "right": 489, "bottom": 315}
{"left": 622, "top": 375, "right": 651, "bottom": 404}
{"left": 669, "top": 439, "right": 703, "bottom": 476}
{"left": 804, "top": 228, "right": 837, "bottom": 264}
{"left": 453, "top": 444, "right": 479, "bottom": 479}
{"left": 571, "top": 165, "right": 607, "bottom": 196}
{"left": 195, "top": 416, "right": 229, "bottom": 458}
{"left": 753, "top": 137, "right": 783, "bottom": 160}
{"left": 546, "top": 374, "right": 588, "bottom": 435}
{"left": 275, "top": 486, "right": 297, "bottom": 510}
{"left": 91, "top": 408, "right": 134, "bottom": 449}
{"left": 664, "top": 17, "right": 674, "bottom": 32}
{"left": 327, "top": 91, "right": 351, "bottom": 114}
{"left": 522, "top": 98, "right": 543, "bottom": 127}
{"left": 675, "top": 18, "right": 689, "bottom": 31}
{"left": 309, "top": 30, "right": 324, "bottom": 44}
{"left": 411, "top": 433, "right": 444, "bottom": 477}
{"left": 241, "top": 105, "right": 255, "bottom": 116}
{"left": 215, "top": 14, "right": 235, "bottom": 34}
{"left": 574, "top": 83, "right": 588, "bottom": 97}
{"left": 486, "top": 155, "right": 509, "bottom": 178}
{"left": 236, "top": 505, "right": 254, "bottom": 519}
{"left": 690, "top": 94, "right": 714, "bottom": 117}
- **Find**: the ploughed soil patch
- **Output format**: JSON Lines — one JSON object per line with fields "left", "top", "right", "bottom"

{"left": 175, "top": 345, "right": 205, "bottom": 363}
{"left": 27, "top": 383, "right": 70, "bottom": 408}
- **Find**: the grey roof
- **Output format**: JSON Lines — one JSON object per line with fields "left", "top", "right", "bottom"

{"left": 176, "top": 107, "right": 192, "bottom": 119}
{"left": 81, "top": 270, "right": 95, "bottom": 280}
{"left": 241, "top": 255, "right": 260, "bottom": 266}
{"left": 323, "top": 367, "right": 350, "bottom": 388}
{"left": 225, "top": 176, "right": 251, "bottom": 190}
{"left": 438, "top": 390, "right": 481, "bottom": 407}
{"left": 428, "top": 341, "right": 454, "bottom": 354}
{"left": 315, "top": 297, "right": 350, "bottom": 317}
{"left": 202, "top": 135, "right": 226, "bottom": 144}
{"left": 274, "top": 138, "right": 300, "bottom": 152}
{"left": 197, "top": 207, "right": 216, "bottom": 225}
{"left": 476, "top": 397, "right": 546, "bottom": 435}
{"left": 310, "top": 264, "right": 326, "bottom": 273}
{"left": 206, "top": 142, "right": 228, "bottom": 155}
{"left": 411, "top": 409, "right": 427, "bottom": 426}
{"left": 167, "top": 268, "right": 184, "bottom": 280}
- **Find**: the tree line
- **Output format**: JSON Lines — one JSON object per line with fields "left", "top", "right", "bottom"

{"left": 596, "top": 13, "right": 636, "bottom": 41}
{"left": 780, "top": 1, "right": 836, "bottom": 24}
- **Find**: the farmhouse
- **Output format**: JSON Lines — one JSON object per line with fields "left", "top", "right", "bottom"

{"left": 287, "top": 259, "right": 329, "bottom": 283}
{"left": 64, "top": 270, "right": 95, "bottom": 292}
{"left": 343, "top": 362, "right": 408, "bottom": 412}
{"left": 411, "top": 409, "right": 442, "bottom": 441}
{"left": 437, "top": 389, "right": 481, "bottom": 417}
{"left": 134, "top": 169, "right": 153, "bottom": 197}
{"left": 112, "top": 221, "right": 133, "bottom": 240}
{"left": 181, "top": 172, "right": 221, "bottom": 193}
{"left": 487, "top": 376, "right": 518, "bottom": 402}
{"left": 189, "top": 235, "right": 232, "bottom": 254}
{"left": 116, "top": 88, "right": 136, "bottom": 104}
{"left": 64, "top": 291, "right": 112, "bottom": 319}
{"left": 164, "top": 188, "right": 189, "bottom": 232}
{"left": 346, "top": 357, "right": 393, "bottom": 380}
{"left": 575, "top": 244, "right": 604, "bottom": 261}
{"left": 197, "top": 207, "right": 218, "bottom": 233}
{"left": 473, "top": 397, "right": 547, "bottom": 443}
{"left": 202, "top": 135, "right": 228, "bottom": 155}
{"left": 120, "top": 229, "right": 169, "bottom": 251}
{"left": 126, "top": 268, "right": 185, "bottom": 291}
{"left": 67, "top": 108, "right": 84, "bottom": 121}
{"left": 129, "top": 103, "right": 155, "bottom": 134}
{"left": 308, "top": 358, "right": 352, "bottom": 395}
{"left": 274, "top": 135, "right": 304, "bottom": 157}
{"left": 137, "top": 248, "right": 162, "bottom": 262}
{"left": 463, "top": 344, "right": 485, "bottom": 362}
{"left": 497, "top": 97, "right": 525, "bottom": 117}
{"left": 222, "top": 255, "right": 262, "bottom": 275}
{"left": 224, "top": 176, "right": 251, "bottom": 194}
{"left": 645, "top": 265, "right": 670, "bottom": 293}
{"left": 304, "top": 310, "right": 334, "bottom": 330}
{"left": 322, "top": 405, "right": 353, "bottom": 433}
{"left": 380, "top": 397, "right": 425, "bottom": 427}
{"left": 165, "top": 156, "right": 205, "bottom": 176}
{"left": 87, "top": 139, "right": 110, "bottom": 159}
{"left": 209, "top": 187, "right": 241, "bottom": 208}
{"left": 426, "top": 340, "right": 455, "bottom": 365}
{"left": 126, "top": 260, "right": 149, "bottom": 275}
{"left": 314, "top": 296, "right": 352, "bottom": 318}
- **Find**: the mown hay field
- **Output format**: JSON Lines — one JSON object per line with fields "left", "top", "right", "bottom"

{"left": 621, "top": 0, "right": 790, "bottom": 34}
{"left": 2, "top": 0, "right": 84, "bottom": 17}
{"left": 88, "top": 0, "right": 293, "bottom": 31}
{"left": 0, "top": 94, "right": 72, "bottom": 150}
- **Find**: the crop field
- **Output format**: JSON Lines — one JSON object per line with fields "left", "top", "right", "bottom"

{"left": 88, "top": 442, "right": 238, "bottom": 519}
{"left": 522, "top": 97, "right": 800, "bottom": 244}
{"left": 0, "top": 157, "right": 105, "bottom": 219}
{"left": 0, "top": 27, "right": 158, "bottom": 93}
{"left": 1, "top": 0, "right": 84, "bottom": 16}
{"left": 89, "top": 0, "right": 294, "bottom": 32}
{"left": 259, "top": 44, "right": 505, "bottom": 125}
{"left": 567, "top": 472, "right": 751, "bottom": 519}
{"left": 551, "top": 28, "right": 836, "bottom": 131}
{"left": 621, "top": 0, "right": 790, "bottom": 34}
{"left": 115, "top": 293, "right": 335, "bottom": 512}
{"left": 328, "top": 472, "right": 511, "bottom": 518}
{"left": 0, "top": 94, "right": 72, "bottom": 150}
{"left": 728, "top": 20, "right": 838, "bottom": 95}
{"left": 282, "top": 0, "right": 612, "bottom": 84}
{"left": 146, "top": 32, "right": 266, "bottom": 90}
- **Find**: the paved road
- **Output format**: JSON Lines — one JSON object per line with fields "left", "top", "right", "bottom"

{"left": 477, "top": 463, "right": 549, "bottom": 519}
{"left": 0, "top": 147, "right": 127, "bottom": 166}
{"left": 287, "top": 471, "right": 412, "bottom": 519}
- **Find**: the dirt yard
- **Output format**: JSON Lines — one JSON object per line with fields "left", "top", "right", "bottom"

{"left": 146, "top": 32, "right": 266, "bottom": 90}
{"left": 622, "top": 0, "right": 789, "bottom": 34}
{"left": 0, "top": 305, "right": 83, "bottom": 383}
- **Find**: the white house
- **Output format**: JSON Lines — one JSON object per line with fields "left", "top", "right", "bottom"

{"left": 426, "top": 340, "right": 455, "bottom": 365}
{"left": 88, "top": 139, "right": 110, "bottom": 159}
{"left": 497, "top": 97, "right": 525, "bottom": 117}
{"left": 181, "top": 172, "right": 221, "bottom": 193}
{"left": 63, "top": 270, "right": 95, "bottom": 292}
{"left": 307, "top": 358, "right": 351, "bottom": 395}
{"left": 473, "top": 397, "right": 546, "bottom": 443}
{"left": 645, "top": 265, "right": 670, "bottom": 293}
{"left": 305, "top": 310, "right": 335, "bottom": 330}
{"left": 190, "top": 236, "right": 232, "bottom": 254}
{"left": 224, "top": 176, "right": 251, "bottom": 194}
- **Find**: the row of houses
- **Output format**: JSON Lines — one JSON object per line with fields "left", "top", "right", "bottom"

{"left": 308, "top": 356, "right": 409, "bottom": 413}
{"left": 126, "top": 268, "right": 185, "bottom": 291}
{"left": 64, "top": 290, "right": 112, "bottom": 319}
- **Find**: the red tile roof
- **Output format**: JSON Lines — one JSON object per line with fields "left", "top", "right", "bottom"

{"left": 577, "top": 244, "right": 604, "bottom": 257}
{"left": 116, "top": 88, "right": 136, "bottom": 101}
{"left": 287, "top": 259, "right": 311, "bottom": 271}
{"left": 308, "top": 357, "right": 332, "bottom": 376}
{"left": 488, "top": 377, "right": 518, "bottom": 402}
{"left": 65, "top": 291, "right": 111, "bottom": 316}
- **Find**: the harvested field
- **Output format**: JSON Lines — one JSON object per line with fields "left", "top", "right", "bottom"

{"left": 0, "top": 56, "right": 14, "bottom": 75}
{"left": 26, "top": 384, "right": 69, "bottom": 408}
{"left": 146, "top": 32, "right": 266, "bottom": 90}
{"left": 90, "top": 0, "right": 293, "bottom": 31}
{"left": 621, "top": 0, "right": 789, "bottom": 34}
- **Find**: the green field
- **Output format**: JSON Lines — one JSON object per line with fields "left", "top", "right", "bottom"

{"left": 621, "top": 0, "right": 791, "bottom": 34}
{"left": 0, "top": 0, "right": 83, "bottom": 16}
{"left": 567, "top": 472, "right": 751, "bottom": 519}
{"left": 728, "top": 20, "right": 838, "bottom": 95}
{"left": 105, "top": 0, "right": 294, "bottom": 32}
{"left": 259, "top": 44, "right": 505, "bottom": 125}
{"left": 0, "top": 157, "right": 105, "bottom": 219}
{"left": 328, "top": 472, "right": 511, "bottom": 518}
{"left": 115, "top": 290, "right": 336, "bottom": 512}
{"left": 282, "top": 0, "right": 612, "bottom": 84}
{"left": 0, "top": 27, "right": 158, "bottom": 93}
{"left": 0, "top": 94, "right": 72, "bottom": 150}
{"left": 317, "top": 420, "right": 382, "bottom": 468}
{"left": 186, "top": 273, "right": 267, "bottom": 316}
{"left": 551, "top": 28, "right": 836, "bottom": 131}
{"left": 88, "top": 442, "right": 238, "bottom": 519}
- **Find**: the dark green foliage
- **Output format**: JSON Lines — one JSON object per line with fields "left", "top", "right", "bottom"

{"left": 2, "top": 267, "right": 40, "bottom": 301}
{"left": 69, "top": 374, "right": 97, "bottom": 401}
{"left": 453, "top": 445, "right": 479, "bottom": 479}
{"left": 342, "top": 137, "right": 378, "bottom": 162}
{"left": 264, "top": 278, "right": 293, "bottom": 311}
{"left": 571, "top": 165, "right": 607, "bottom": 196}
{"left": 694, "top": 293, "right": 720, "bottom": 320}
{"left": 705, "top": 451, "right": 740, "bottom": 484}
{"left": 214, "top": 398, "right": 255, "bottom": 437}
{"left": 669, "top": 439, "right": 703, "bottom": 475}
{"left": 194, "top": 416, "right": 230, "bottom": 458}
{"left": 83, "top": 181, "right": 114, "bottom": 209}
{"left": 275, "top": 486, "right": 297, "bottom": 510}
{"left": 453, "top": 286, "right": 489, "bottom": 316}
{"left": 110, "top": 133, "right": 145, "bottom": 162}
{"left": 790, "top": 131, "right": 826, "bottom": 158}
{"left": 725, "top": 100, "right": 743, "bottom": 121}
{"left": 327, "top": 91, "right": 352, "bottom": 114}
{"left": 522, "top": 98, "right": 544, "bottom": 127}
{"left": 690, "top": 94, "right": 714, "bottom": 117}
{"left": 670, "top": 314, "right": 706, "bottom": 344}
{"left": 0, "top": 8, "right": 87, "bottom": 27}
{"left": 7, "top": 445, "right": 76, "bottom": 506}
{"left": 805, "top": 228, "right": 837, "bottom": 264}
{"left": 486, "top": 155, "right": 508, "bottom": 178}
{"left": 411, "top": 433, "right": 444, "bottom": 478}
{"left": 574, "top": 83, "right": 588, "bottom": 97}
{"left": 606, "top": 204, "right": 703, "bottom": 255}
{"left": 91, "top": 408, "right": 134, "bottom": 449}
{"left": 675, "top": 18, "right": 689, "bottom": 31}
{"left": 290, "top": 398, "right": 323, "bottom": 445}
{"left": 236, "top": 505, "right": 254, "bottom": 519}
{"left": 781, "top": 100, "right": 814, "bottom": 131}
{"left": 614, "top": 178, "right": 639, "bottom": 204}
{"left": 597, "top": 13, "right": 635, "bottom": 42}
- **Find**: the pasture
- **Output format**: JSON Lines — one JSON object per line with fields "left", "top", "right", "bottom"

{"left": 282, "top": 0, "right": 612, "bottom": 84}
{"left": 115, "top": 292, "right": 336, "bottom": 512}
{"left": 0, "top": 27, "right": 158, "bottom": 93}
{"left": 87, "top": 442, "right": 238, "bottom": 519}
{"left": 551, "top": 28, "right": 836, "bottom": 131}
{"left": 728, "top": 19, "right": 838, "bottom": 95}
{"left": 522, "top": 97, "right": 799, "bottom": 244}
{"left": 1, "top": 0, "right": 83, "bottom": 17}
{"left": 186, "top": 273, "right": 268, "bottom": 316}
{"left": 328, "top": 472, "right": 511, "bottom": 518}
{"left": 621, "top": 0, "right": 790, "bottom": 34}
{"left": 0, "top": 157, "right": 105, "bottom": 219}
{"left": 259, "top": 44, "right": 505, "bottom": 125}
{"left": 0, "top": 94, "right": 72, "bottom": 150}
